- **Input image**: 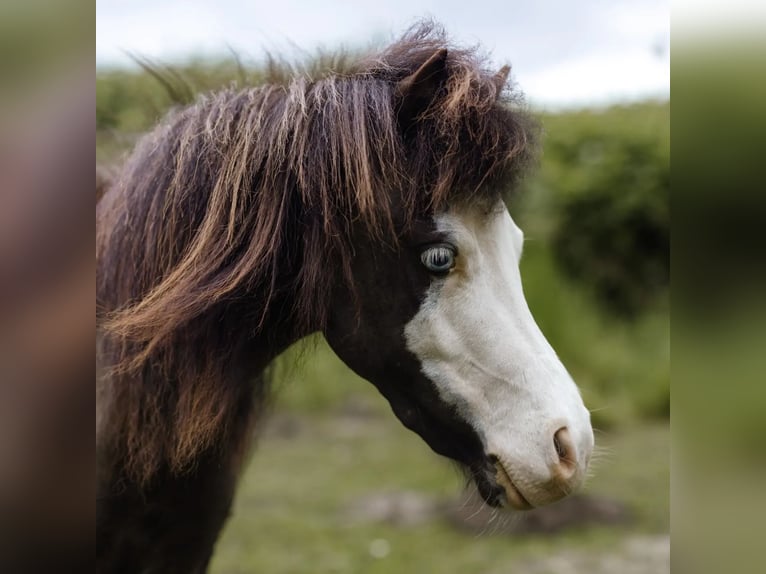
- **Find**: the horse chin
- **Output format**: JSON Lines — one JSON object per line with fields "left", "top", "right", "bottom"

{"left": 467, "top": 461, "right": 534, "bottom": 511}
{"left": 466, "top": 463, "right": 507, "bottom": 509}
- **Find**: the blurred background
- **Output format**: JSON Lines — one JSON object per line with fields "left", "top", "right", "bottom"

{"left": 95, "top": 1, "right": 669, "bottom": 573}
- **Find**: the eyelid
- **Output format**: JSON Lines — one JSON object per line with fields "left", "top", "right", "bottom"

{"left": 421, "top": 241, "right": 458, "bottom": 256}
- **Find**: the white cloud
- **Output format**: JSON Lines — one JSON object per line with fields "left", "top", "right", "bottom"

{"left": 521, "top": 49, "right": 668, "bottom": 109}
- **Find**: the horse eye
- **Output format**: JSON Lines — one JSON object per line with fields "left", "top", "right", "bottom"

{"left": 420, "top": 244, "right": 456, "bottom": 274}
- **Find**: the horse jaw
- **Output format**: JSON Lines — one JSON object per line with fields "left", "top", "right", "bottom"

{"left": 403, "top": 201, "right": 594, "bottom": 509}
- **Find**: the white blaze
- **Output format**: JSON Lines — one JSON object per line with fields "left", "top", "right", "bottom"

{"left": 404, "top": 201, "right": 593, "bottom": 506}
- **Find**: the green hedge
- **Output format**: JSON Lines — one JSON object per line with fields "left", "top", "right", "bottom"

{"left": 520, "top": 103, "right": 669, "bottom": 319}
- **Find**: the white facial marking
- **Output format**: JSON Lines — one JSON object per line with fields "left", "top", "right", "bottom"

{"left": 404, "top": 201, "right": 594, "bottom": 507}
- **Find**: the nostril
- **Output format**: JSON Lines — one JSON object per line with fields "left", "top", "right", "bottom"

{"left": 553, "top": 431, "right": 566, "bottom": 459}
{"left": 553, "top": 427, "right": 577, "bottom": 478}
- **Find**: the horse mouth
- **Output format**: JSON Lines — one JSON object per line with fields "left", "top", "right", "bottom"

{"left": 493, "top": 462, "right": 533, "bottom": 511}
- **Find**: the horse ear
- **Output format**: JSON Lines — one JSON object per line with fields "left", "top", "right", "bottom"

{"left": 493, "top": 65, "right": 511, "bottom": 99}
{"left": 395, "top": 48, "right": 448, "bottom": 129}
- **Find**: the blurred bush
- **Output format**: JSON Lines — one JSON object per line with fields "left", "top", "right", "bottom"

{"left": 539, "top": 105, "right": 669, "bottom": 318}
{"left": 96, "top": 59, "right": 262, "bottom": 132}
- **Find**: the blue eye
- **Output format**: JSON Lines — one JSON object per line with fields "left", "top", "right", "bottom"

{"left": 420, "top": 244, "right": 456, "bottom": 274}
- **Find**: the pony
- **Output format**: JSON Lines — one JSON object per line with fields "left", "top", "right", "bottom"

{"left": 96, "top": 23, "right": 594, "bottom": 573}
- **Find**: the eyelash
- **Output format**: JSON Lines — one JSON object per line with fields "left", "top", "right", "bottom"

{"left": 420, "top": 244, "right": 456, "bottom": 274}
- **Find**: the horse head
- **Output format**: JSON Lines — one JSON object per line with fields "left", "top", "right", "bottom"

{"left": 323, "top": 45, "right": 594, "bottom": 510}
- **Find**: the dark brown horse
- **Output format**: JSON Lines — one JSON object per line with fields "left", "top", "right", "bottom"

{"left": 97, "top": 23, "right": 594, "bottom": 573}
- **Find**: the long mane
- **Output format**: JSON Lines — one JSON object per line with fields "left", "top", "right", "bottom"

{"left": 96, "top": 22, "right": 538, "bottom": 484}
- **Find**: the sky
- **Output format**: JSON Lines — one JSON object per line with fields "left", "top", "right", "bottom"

{"left": 96, "top": 0, "right": 669, "bottom": 109}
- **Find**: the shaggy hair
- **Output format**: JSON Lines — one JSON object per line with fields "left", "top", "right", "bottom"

{"left": 97, "top": 22, "right": 538, "bottom": 484}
